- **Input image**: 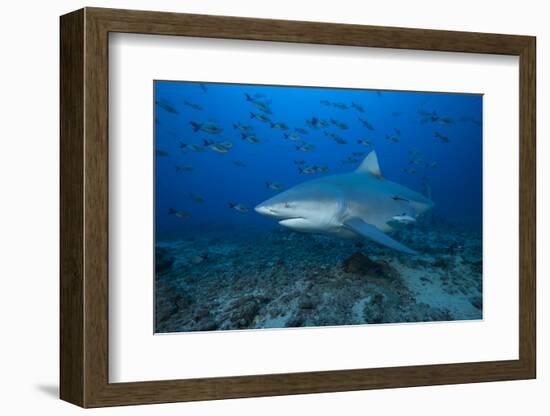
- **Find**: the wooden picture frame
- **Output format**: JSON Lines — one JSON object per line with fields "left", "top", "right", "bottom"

{"left": 60, "top": 7, "right": 536, "bottom": 408}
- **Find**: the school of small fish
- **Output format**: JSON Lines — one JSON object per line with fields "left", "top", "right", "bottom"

{"left": 156, "top": 84, "right": 473, "bottom": 219}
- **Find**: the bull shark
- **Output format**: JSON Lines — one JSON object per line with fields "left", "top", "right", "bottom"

{"left": 254, "top": 151, "right": 433, "bottom": 254}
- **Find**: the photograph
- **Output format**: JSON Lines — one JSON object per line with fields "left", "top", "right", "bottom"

{"left": 153, "top": 81, "right": 483, "bottom": 333}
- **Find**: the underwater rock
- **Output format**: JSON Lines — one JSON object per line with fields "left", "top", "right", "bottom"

{"left": 362, "top": 293, "right": 388, "bottom": 323}
{"left": 229, "top": 296, "right": 270, "bottom": 328}
{"left": 341, "top": 252, "right": 395, "bottom": 279}
{"left": 155, "top": 247, "right": 175, "bottom": 274}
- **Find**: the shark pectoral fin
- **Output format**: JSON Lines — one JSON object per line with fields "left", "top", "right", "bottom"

{"left": 344, "top": 218, "right": 418, "bottom": 255}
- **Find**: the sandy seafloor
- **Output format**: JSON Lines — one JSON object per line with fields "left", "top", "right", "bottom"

{"left": 155, "top": 219, "right": 482, "bottom": 333}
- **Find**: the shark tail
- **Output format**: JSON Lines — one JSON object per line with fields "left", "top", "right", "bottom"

{"left": 249, "top": 112, "right": 256, "bottom": 119}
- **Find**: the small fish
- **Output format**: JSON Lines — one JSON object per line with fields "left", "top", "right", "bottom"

{"left": 394, "top": 127, "right": 401, "bottom": 136}
{"left": 175, "top": 165, "right": 193, "bottom": 172}
{"left": 351, "top": 102, "right": 365, "bottom": 112}
{"left": 315, "top": 166, "right": 330, "bottom": 174}
{"left": 241, "top": 133, "right": 261, "bottom": 144}
{"left": 403, "top": 168, "right": 416, "bottom": 175}
{"left": 320, "top": 100, "right": 331, "bottom": 106}
{"left": 233, "top": 122, "right": 253, "bottom": 133}
{"left": 390, "top": 214, "right": 416, "bottom": 225}
{"left": 190, "top": 193, "right": 205, "bottom": 203}
{"left": 419, "top": 110, "right": 453, "bottom": 125}
{"left": 229, "top": 203, "right": 249, "bottom": 213}
{"left": 270, "top": 122, "right": 289, "bottom": 131}
{"left": 155, "top": 149, "right": 170, "bottom": 157}
{"left": 295, "top": 127, "right": 308, "bottom": 135}
{"left": 358, "top": 117, "right": 375, "bottom": 130}
{"left": 266, "top": 182, "right": 283, "bottom": 190}
{"left": 253, "top": 102, "right": 272, "bottom": 114}
{"left": 179, "top": 142, "right": 204, "bottom": 152}
{"left": 184, "top": 100, "right": 203, "bottom": 111}
{"left": 324, "top": 131, "right": 340, "bottom": 140}
{"left": 425, "top": 162, "right": 438, "bottom": 168}
{"left": 245, "top": 93, "right": 272, "bottom": 114}
{"left": 434, "top": 131, "right": 450, "bottom": 143}
{"left": 294, "top": 159, "right": 306, "bottom": 165}
{"left": 330, "top": 118, "right": 348, "bottom": 130}
{"left": 385, "top": 134, "right": 400, "bottom": 143}
{"left": 190, "top": 121, "right": 223, "bottom": 134}
{"left": 199, "top": 83, "right": 208, "bottom": 92}
{"left": 233, "top": 160, "right": 247, "bottom": 168}
{"left": 218, "top": 140, "right": 234, "bottom": 149}
{"left": 250, "top": 112, "right": 271, "bottom": 123}
{"left": 298, "top": 165, "right": 319, "bottom": 175}
{"left": 352, "top": 151, "right": 365, "bottom": 157}
{"left": 333, "top": 102, "right": 349, "bottom": 110}
{"left": 334, "top": 137, "right": 348, "bottom": 144}
{"left": 296, "top": 143, "right": 315, "bottom": 152}
{"left": 306, "top": 117, "right": 319, "bottom": 129}
{"left": 408, "top": 149, "right": 422, "bottom": 156}
{"left": 419, "top": 110, "right": 438, "bottom": 124}
{"left": 168, "top": 208, "right": 191, "bottom": 219}
{"left": 357, "top": 139, "right": 373, "bottom": 146}
{"left": 204, "top": 139, "right": 232, "bottom": 153}
{"left": 284, "top": 133, "right": 301, "bottom": 141}
{"left": 318, "top": 119, "right": 330, "bottom": 128}
{"left": 438, "top": 116, "right": 454, "bottom": 125}
{"left": 409, "top": 159, "right": 425, "bottom": 166}
{"left": 342, "top": 157, "right": 359, "bottom": 165}
{"left": 155, "top": 99, "right": 179, "bottom": 115}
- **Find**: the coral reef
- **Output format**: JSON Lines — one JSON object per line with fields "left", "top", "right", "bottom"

{"left": 155, "top": 224, "right": 482, "bottom": 333}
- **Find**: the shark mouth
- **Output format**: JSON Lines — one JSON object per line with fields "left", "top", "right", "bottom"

{"left": 278, "top": 218, "right": 307, "bottom": 227}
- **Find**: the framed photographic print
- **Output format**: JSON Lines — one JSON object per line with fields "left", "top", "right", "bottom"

{"left": 60, "top": 7, "right": 536, "bottom": 408}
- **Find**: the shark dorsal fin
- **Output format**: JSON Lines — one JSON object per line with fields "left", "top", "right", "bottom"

{"left": 356, "top": 151, "right": 382, "bottom": 178}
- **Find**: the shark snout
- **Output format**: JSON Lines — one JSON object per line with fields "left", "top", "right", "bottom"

{"left": 255, "top": 200, "right": 286, "bottom": 218}
{"left": 254, "top": 203, "right": 272, "bottom": 216}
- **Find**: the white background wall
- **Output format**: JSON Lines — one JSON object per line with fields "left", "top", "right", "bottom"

{"left": 0, "top": 0, "right": 545, "bottom": 414}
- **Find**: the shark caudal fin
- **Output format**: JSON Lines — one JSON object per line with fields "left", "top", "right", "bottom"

{"left": 356, "top": 151, "right": 383, "bottom": 179}
{"left": 344, "top": 217, "right": 417, "bottom": 254}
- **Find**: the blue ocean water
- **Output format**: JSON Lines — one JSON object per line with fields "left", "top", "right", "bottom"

{"left": 155, "top": 81, "right": 482, "bottom": 236}
{"left": 153, "top": 80, "right": 483, "bottom": 332}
